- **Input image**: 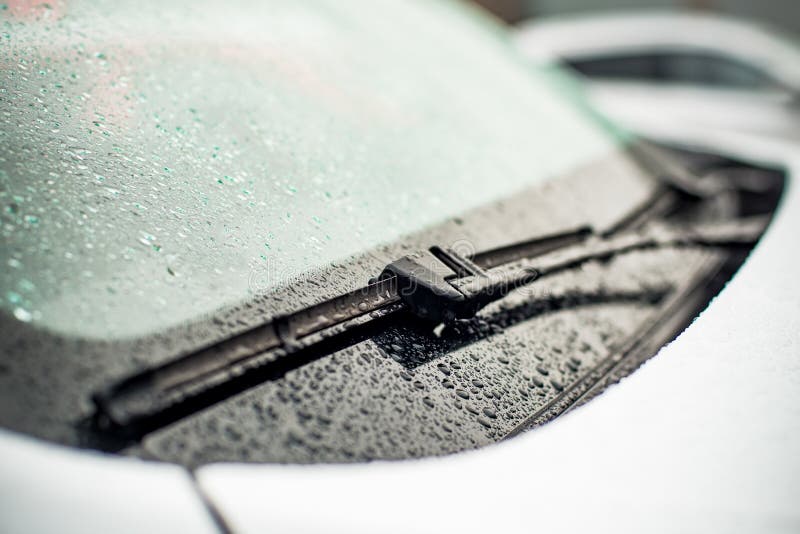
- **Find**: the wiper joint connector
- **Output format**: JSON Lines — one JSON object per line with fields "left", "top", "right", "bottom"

{"left": 377, "top": 246, "right": 537, "bottom": 324}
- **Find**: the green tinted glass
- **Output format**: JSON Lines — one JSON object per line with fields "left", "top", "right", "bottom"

{"left": 1, "top": 0, "right": 621, "bottom": 338}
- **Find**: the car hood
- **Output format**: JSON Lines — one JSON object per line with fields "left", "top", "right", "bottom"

{"left": 0, "top": 137, "right": 797, "bottom": 534}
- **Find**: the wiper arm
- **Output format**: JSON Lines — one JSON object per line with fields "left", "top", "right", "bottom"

{"left": 383, "top": 216, "right": 766, "bottom": 324}
{"left": 92, "top": 216, "right": 768, "bottom": 439}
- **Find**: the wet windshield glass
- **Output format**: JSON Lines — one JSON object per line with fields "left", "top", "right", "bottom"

{"left": 1, "top": 0, "right": 621, "bottom": 339}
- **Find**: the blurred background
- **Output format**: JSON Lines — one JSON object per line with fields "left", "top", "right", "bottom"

{"left": 470, "top": 0, "right": 800, "bottom": 34}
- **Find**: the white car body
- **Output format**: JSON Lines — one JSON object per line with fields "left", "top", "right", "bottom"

{"left": 2, "top": 138, "right": 799, "bottom": 534}
{"left": 515, "top": 11, "right": 800, "bottom": 147}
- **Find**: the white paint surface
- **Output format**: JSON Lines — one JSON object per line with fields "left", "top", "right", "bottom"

{"left": 0, "top": 431, "right": 219, "bottom": 534}
{"left": 0, "top": 134, "right": 796, "bottom": 534}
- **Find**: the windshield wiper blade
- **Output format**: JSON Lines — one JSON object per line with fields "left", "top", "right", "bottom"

{"left": 91, "top": 226, "right": 591, "bottom": 436}
{"left": 91, "top": 216, "right": 768, "bottom": 440}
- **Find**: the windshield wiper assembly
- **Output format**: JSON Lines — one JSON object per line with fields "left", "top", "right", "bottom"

{"left": 92, "top": 215, "right": 768, "bottom": 441}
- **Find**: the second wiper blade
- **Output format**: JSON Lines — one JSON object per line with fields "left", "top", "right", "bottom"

{"left": 92, "top": 217, "right": 767, "bottom": 439}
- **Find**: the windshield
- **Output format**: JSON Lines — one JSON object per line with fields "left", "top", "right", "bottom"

{"left": 0, "top": 0, "right": 622, "bottom": 339}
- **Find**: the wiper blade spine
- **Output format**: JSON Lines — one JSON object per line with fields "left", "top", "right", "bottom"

{"left": 92, "top": 216, "right": 768, "bottom": 439}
